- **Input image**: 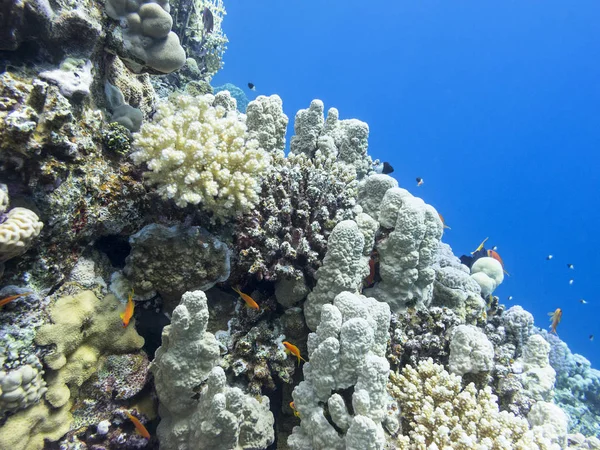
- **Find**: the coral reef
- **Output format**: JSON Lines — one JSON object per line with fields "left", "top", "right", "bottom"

{"left": 105, "top": 0, "right": 187, "bottom": 74}
{"left": 35, "top": 290, "right": 145, "bottom": 408}
{"left": 0, "top": 186, "right": 43, "bottom": 269}
{"left": 362, "top": 179, "right": 444, "bottom": 313}
{"left": 151, "top": 290, "right": 274, "bottom": 449}
{"left": 389, "top": 358, "right": 567, "bottom": 449}
{"left": 289, "top": 291, "right": 398, "bottom": 450}
{"left": 131, "top": 91, "right": 272, "bottom": 221}
{"left": 122, "top": 223, "right": 230, "bottom": 309}
{"left": 170, "top": 0, "right": 229, "bottom": 80}
{"left": 303, "top": 219, "right": 372, "bottom": 331}
{"left": 543, "top": 330, "right": 600, "bottom": 437}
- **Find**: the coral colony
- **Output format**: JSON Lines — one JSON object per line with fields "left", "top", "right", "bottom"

{"left": 0, "top": 0, "right": 598, "bottom": 449}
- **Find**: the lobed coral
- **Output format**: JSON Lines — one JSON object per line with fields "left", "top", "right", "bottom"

{"left": 151, "top": 290, "right": 274, "bottom": 449}
{"left": 289, "top": 291, "right": 397, "bottom": 450}
{"left": 131, "top": 91, "right": 271, "bottom": 221}
{"left": 362, "top": 180, "right": 444, "bottom": 313}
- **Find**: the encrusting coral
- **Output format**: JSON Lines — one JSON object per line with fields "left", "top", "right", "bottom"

{"left": 131, "top": 91, "right": 272, "bottom": 221}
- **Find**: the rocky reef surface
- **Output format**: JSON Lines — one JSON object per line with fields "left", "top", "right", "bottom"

{"left": 0, "top": 0, "right": 598, "bottom": 449}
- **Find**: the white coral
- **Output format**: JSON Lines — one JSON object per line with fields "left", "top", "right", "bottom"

{"left": 131, "top": 92, "right": 271, "bottom": 221}
{"left": 389, "top": 359, "right": 566, "bottom": 449}
{"left": 0, "top": 191, "right": 43, "bottom": 264}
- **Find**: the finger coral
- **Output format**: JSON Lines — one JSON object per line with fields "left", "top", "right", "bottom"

{"left": 389, "top": 358, "right": 568, "bottom": 449}
{"left": 131, "top": 91, "right": 271, "bottom": 221}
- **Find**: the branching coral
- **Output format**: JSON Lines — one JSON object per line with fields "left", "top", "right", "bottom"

{"left": 131, "top": 91, "right": 271, "bottom": 221}
{"left": 389, "top": 358, "right": 567, "bottom": 449}
{"left": 233, "top": 150, "right": 360, "bottom": 286}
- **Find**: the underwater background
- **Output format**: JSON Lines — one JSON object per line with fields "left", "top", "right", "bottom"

{"left": 214, "top": 0, "right": 600, "bottom": 367}
{"left": 1, "top": 0, "right": 599, "bottom": 448}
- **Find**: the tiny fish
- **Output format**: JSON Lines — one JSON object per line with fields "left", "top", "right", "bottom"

{"left": 580, "top": 299, "right": 587, "bottom": 304}
{"left": 438, "top": 213, "right": 451, "bottom": 230}
{"left": 416, "top": 177, "right": 424, "bottom": 186}
{"left": 548, "top": 308, "right": 562, "bottom": 334}
{"left": 590, "top": 335, "right": 594, "bottom": 341}
{"left": 232, "top": 287, "right": 259, "bottom": 310}
{"left": 248, "top": 82, "right": 256, "bottom": 91}
{"left": 546, "top": 255, "right": 553, "bottom": 260}
{"left": 0, "top": 292, "right": 32, "bottom": 308}
{"left": 283, "top": 341, "right": 306, "bottom": 366}
{"left": 567, "top": 263, "right": 574, "bottom": 269}
{"left": 471, "top": 237, "right": 489, "bottom": 255}
{"left": 569, "top": 279, "right": 574, "bottom": 285}
{"left": 126, "top": 411, "right": 150, "bottom": 439}
{"left": 507, "top": 296, "right": 513, "bottom": 301}
{"left": 120, "top": 290, "right": 135, "bottom": 328}
{"left": 202, "top": 7, "right": 214, "bottom": 34}
{"left": 289, "top": 401, "right": 300, "bottom": 418}
{"left": 492, "top": 246, "right": 498, "bottom": 251}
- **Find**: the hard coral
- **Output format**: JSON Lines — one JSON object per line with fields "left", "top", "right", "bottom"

{"left": 233, "top": 151, "right": 359, "bottom": 286}
{"left": 131, "top": 91, "right": 271, "bottom": 221}
{"left": 389, "top": 358, "right": 566, "bottom": 449}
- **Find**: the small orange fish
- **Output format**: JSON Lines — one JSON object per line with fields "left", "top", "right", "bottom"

{"left": 289, "top": 401, "right": 300, "bottom": 418}
{"left": 471, "top": 237, "right": 489, "bottom": 255}
{"left": 232, "top": 287, "right": 260, "bottom": 310}
{"left": 548, "top": 308, "right": 562, "bottom": 334}
{"left": 487, "top": 249, "right": 510, "bottom": 276}
{"left": 120, "top": 290, "right": 135, "bottom": 328}
{"left": 363, "top": 250, "right": 378, "bottom": 288}
{"left": 438, "top": 213, "right": 451, "bottom": 230}
{"left": 0, "top": 292, "right": 32, "bottom": 308}
{"left": 125, "top": 411, "right": 150, "bottom": 439}
{"left": 283, "top": 341, "right": 306, "bottom": 366}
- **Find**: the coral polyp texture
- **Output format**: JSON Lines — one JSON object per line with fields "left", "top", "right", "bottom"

{"left": 389, "top": 358, "right": 568, "bottom": 449}
{"left": 0, "top": 187, "right": 43, "bottom": 267}
{"left": 131, "top": 91, "right": 271, "bottom": 221}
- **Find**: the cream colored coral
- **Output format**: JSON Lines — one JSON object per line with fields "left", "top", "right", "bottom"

{"left": 389, "top": 359, "right": 565, "bottom": 449}
{"left": 131, "top": 92, "right": 270, "bottom": 221}
{"left": 0, "top": 203, "right": 43, "bottom": 263}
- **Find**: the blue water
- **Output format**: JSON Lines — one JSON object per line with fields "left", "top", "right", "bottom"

{"left": 212, "top": 0, "right": 600, "bottom": 367}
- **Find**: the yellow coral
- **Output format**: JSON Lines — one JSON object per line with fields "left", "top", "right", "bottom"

{"left": 131, "top": 92, "right": 270, "bottom": 221}
{"left": 35, "top": 291, "right": 145, "bottom": 408}
{"left": 389, "top": 359, "right": 564, "bottom": 449}
{"left": 0, "top": 400, "right": 72, "bottom": 450}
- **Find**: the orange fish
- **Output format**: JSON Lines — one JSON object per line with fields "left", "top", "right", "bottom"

{"left": 487, "top": 249, "right": 510, "bottom": 276}
{"left": 438, "top": 213, "right": 451, "bottom": 230}
{"left": 0, "top": 292, "right": 32, "bottom": 308}
{"left": 120, "top": 290, "right": 135, "bottom": 328}
{"left": 363, "top": 250, "right": 378, "bottom": 288}
{"left": 548, "top": 308, "right": 562, "bottom": 334}
{"left": 289, "top": 401, "right": 300, "bottom": 418}
{"left": 283, "top": 341, "right": 306, "bottom": 366}
{"left": 125, "top": 411, "right": 150, "bottom": 439}
{"left": 232, "top": 287, "right": 260, "bottom": 310}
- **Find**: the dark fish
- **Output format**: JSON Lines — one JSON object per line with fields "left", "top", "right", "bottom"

{"left": 202, "top": 7, "right": 214, "bottom": 34}
{"left": 373, "top": 161, "right": 394, "bottom": 174}
{"left": 546, "top": 255, "right": 553, "bottom": 260}
{"left": 416, "top": 177, "right": 424, "bottom": 186}
{"left": 590, "top": 334, "right": 594, "bottom": 341}
{"left": 567, "top": 263, "right": 574, "bottom": 269}
{"left": 248, "top": 82, "right": 256, "bottom": 91}
{"left": 381, "top": 162, "right": 394, "bottom": 174}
